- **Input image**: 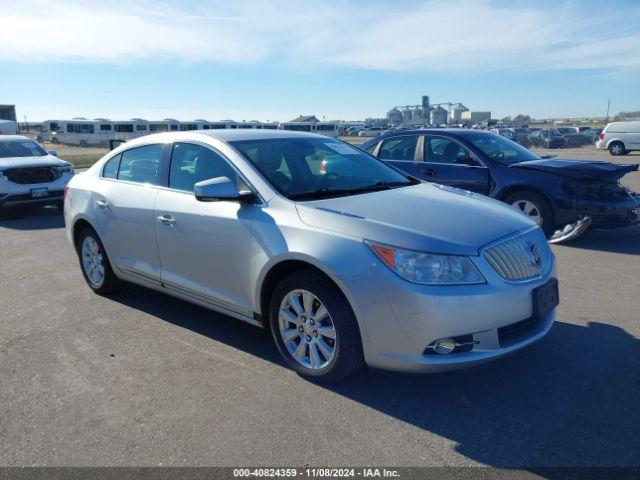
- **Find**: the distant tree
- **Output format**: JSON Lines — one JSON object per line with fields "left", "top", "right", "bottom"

{"left": 512, "top": 114, "right": 531, "bottom": 124}
{"left": 501, "top": 116, "right": 512, "bottom": 123}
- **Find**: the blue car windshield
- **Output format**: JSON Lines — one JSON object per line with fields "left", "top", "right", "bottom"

{"left": 230, "top": 137, "right": 415, "bottom": 199}
{"left": 471, "top": 134, "right": 540, "bottom": 165}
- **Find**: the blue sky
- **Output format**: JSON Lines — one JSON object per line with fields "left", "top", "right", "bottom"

{"left": 1, "top": 0, "right": 638, "bottom": 122}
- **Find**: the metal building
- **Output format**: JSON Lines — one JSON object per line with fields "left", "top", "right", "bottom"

{"left": 421, "top": 96, "right": 430, "bottom": 121}
{"left": 0, "top": 104, "right": 17, "bottom": 122}
{"left": 430, "top": 106, "right": 448, "bottom": 126}
{"left": 386, "top": 108, "right": 402, "bottom": 125}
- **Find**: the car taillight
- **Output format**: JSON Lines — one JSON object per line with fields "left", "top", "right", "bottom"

{"left": 599, "top": 133, "right": 605, "bottom": 140}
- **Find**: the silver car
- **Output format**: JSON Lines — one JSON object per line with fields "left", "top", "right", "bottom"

{"left": 64, "top": 130, "right": 558, "bottom": 382}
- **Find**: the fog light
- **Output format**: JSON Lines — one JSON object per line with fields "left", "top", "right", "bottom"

{"left": 434, "top": 338, "right": 457, "bottom": 355}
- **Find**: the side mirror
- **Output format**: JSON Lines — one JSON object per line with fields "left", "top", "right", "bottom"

{"left": 109, "top": 139, "right": 127, "bottom": 151}
{"left": 47, "top": 150, "right": 58, "bottom": 156}
{"left": 194, "top": 177, "right": 256, "bottom": 204}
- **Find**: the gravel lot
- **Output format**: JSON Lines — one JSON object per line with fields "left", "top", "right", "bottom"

{"left": 1, "top": 151, "right": 639, "bottom": 469}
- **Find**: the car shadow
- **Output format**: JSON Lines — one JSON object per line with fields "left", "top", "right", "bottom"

{"left": 110, "top": 284, "right": 640, "bottom": 470}
{"left": 566, "top": 225, "right": 640, "bottom": 254}
{"left": 0, "top": 206, "right": 65, "bottom": 230}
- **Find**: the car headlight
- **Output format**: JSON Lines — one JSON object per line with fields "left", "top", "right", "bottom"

{"left": 365, "top": 240, "right": 485, "bottom": 285}
{"left": 55, "top": 165, "right": 74, "bottom": 174}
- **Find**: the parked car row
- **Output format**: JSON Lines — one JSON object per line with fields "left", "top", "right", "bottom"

{"left": 491, "top": 127, "right": 602, "bottom": 149}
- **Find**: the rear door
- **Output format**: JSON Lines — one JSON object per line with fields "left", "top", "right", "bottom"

{"left": 419, "top": 135, "right": 490, "bottom": 194}
{"left": 376, "top": 135, "right": 420, "bottom": 176}
{"left": 91, "top": 143, "right": 168, "bottom": 282}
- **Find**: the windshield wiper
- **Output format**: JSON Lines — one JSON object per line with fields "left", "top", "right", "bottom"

{"left": 287, "top": 181, "right": 411, "bottom": 201}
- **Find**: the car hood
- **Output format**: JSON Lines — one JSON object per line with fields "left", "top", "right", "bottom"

{"left": 295, "top": 183, "right": 536, "bottom": 256}
{"left": 512, "top": 158, "right": 639, "bottom": 181}
{"left": 0, "top": 155, "right": 70, "bottom": 170}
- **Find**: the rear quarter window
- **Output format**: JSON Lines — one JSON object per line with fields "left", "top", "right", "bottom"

{"left": 102, "top": 154, "right": 121, "bottom": 179}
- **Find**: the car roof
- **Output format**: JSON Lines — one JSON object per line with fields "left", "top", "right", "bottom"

{"left": 0, "top": 135, "right": 31, "bottom": 142}
{"left": 116, "top": 129, "right": 326, "bottom": 150}
{"left": 195, "top": 129, "right": 323, "bottom": 142}
{"left": 362, "top": 128, "right": 495, "bottom": 144}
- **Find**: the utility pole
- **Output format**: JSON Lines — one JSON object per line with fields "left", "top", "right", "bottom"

{"left": 605, "top": 98, "right": 610, "bottom": 123}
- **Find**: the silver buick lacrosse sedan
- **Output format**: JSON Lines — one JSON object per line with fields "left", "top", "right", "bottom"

{"left": 65, "top": 130, "right": 558, "bottom": 382}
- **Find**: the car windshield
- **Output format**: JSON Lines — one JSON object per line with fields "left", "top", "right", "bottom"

{"left": 0, "top": 140, "right": 47, "bottom": 158}
{"left": 230, "top": 137, "right": 416, "bottom": 200}
{"left": 471, "top": 134, "right": 540, "bottom": 165}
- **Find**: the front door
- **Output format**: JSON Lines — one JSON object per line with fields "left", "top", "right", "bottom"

{"left": 153, "top": 142, "right": 259, "bottom": 316}
{"left": 419, "top": 135, "right": 490, "bottom": 194}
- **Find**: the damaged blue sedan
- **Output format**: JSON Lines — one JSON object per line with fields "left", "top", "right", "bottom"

{"left": 361, "top": 129, "right": 640, "bottom": 242}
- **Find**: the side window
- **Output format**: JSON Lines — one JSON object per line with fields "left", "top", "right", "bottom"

{"left": 364, "top": 142, "right": 378, "bottom": 155}
{"left": 169, "top": 143, "right": 239, "bottom": 192}
{"left": 117, "top": 144, "right": 163, "bottom": 185}
{"left": 378, "top": 136, "right": 418, "bottom": 161}
{"left": 424, "top": 137, "right": 478, "bottom": 166}
{"left": 102, "top": 154, "right": 121, "bottom": 179}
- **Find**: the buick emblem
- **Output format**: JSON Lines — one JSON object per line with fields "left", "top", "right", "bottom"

{"left": 527, "top": 242, "right": 542, "bottom": 267}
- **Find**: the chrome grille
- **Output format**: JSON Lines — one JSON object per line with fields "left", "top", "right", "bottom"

{"left": 484, "top": 229, "right": 550, "bottom": 281}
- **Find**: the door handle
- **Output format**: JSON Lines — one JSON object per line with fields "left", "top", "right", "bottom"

{"left": 95, "top": 199, "right": 109, "bottom": 209}
{"left": 157, "top": 215, "right": 175, "bottom": 226}
{"left": 421, "top": 168, "right": 436, "bottom": 176}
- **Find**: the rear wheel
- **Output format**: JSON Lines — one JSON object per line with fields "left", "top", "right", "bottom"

{"left": 76, "top": 227, "right": 121, "bottom": 294}
{"left": 269, "top": 270, "right": 363, "bottom": 383}
{"left": 505, "top": 191, "right": 554, "bottom": 237}
{"left": 609, "top": 141, "right": 626, "bottom": 156}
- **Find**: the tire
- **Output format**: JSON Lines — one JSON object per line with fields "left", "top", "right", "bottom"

{"left": 76, "top": 227, "right": 121, "bottom": 294}
{"left": 505, "top": 191, "right": 554, "bottom": 237}
{"left": 269, "top": 270, "right": 363, "bottom": 383}
{"left": 609, "top": 141, "right": 626, "bottom": 156}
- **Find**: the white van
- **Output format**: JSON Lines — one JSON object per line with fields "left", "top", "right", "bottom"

{"left": 596, "top": 121, "right": 640, "bottom": 156}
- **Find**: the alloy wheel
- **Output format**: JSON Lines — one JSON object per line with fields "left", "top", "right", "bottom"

{"left": 81, "top": 236, "right": 105, "bottom": 288}
{"left": 511, "top": 199, "right": 543, "bottom": 226}
{"left": 278, "top": 289, "right": 337, "bottom": 370}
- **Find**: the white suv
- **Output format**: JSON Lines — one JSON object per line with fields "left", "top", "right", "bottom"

{"left": 596, "top": 121, "right": 640, "bottom": 156}
{"left": 0, "top": 135, "right": 74, "bottom": 211}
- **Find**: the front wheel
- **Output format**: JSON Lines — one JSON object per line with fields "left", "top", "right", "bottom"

{"left": 76, "top": 227, "right": 121, "bottom": 294}
{"left": 269, "top": 270, "right": 363, "bottom": 383}
{"left": 505, "top": 191, "right": 554, "bottom": 237}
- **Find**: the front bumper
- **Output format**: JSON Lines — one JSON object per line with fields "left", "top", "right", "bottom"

{"left": 0, "top": 174, "right": 72, "bottom": 208}
{"left": 0, "top": 190, "right": 65, "bottom": 207}
{"left": 550, "top": 189, "right": 640, "bottom": 231}
{"left": 341, "top": 248, "right": 557, "bottom": 373}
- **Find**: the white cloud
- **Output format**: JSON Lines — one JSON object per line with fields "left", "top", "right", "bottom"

{"left": 0, "top": 0, "right": 638, "bottom": 72}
